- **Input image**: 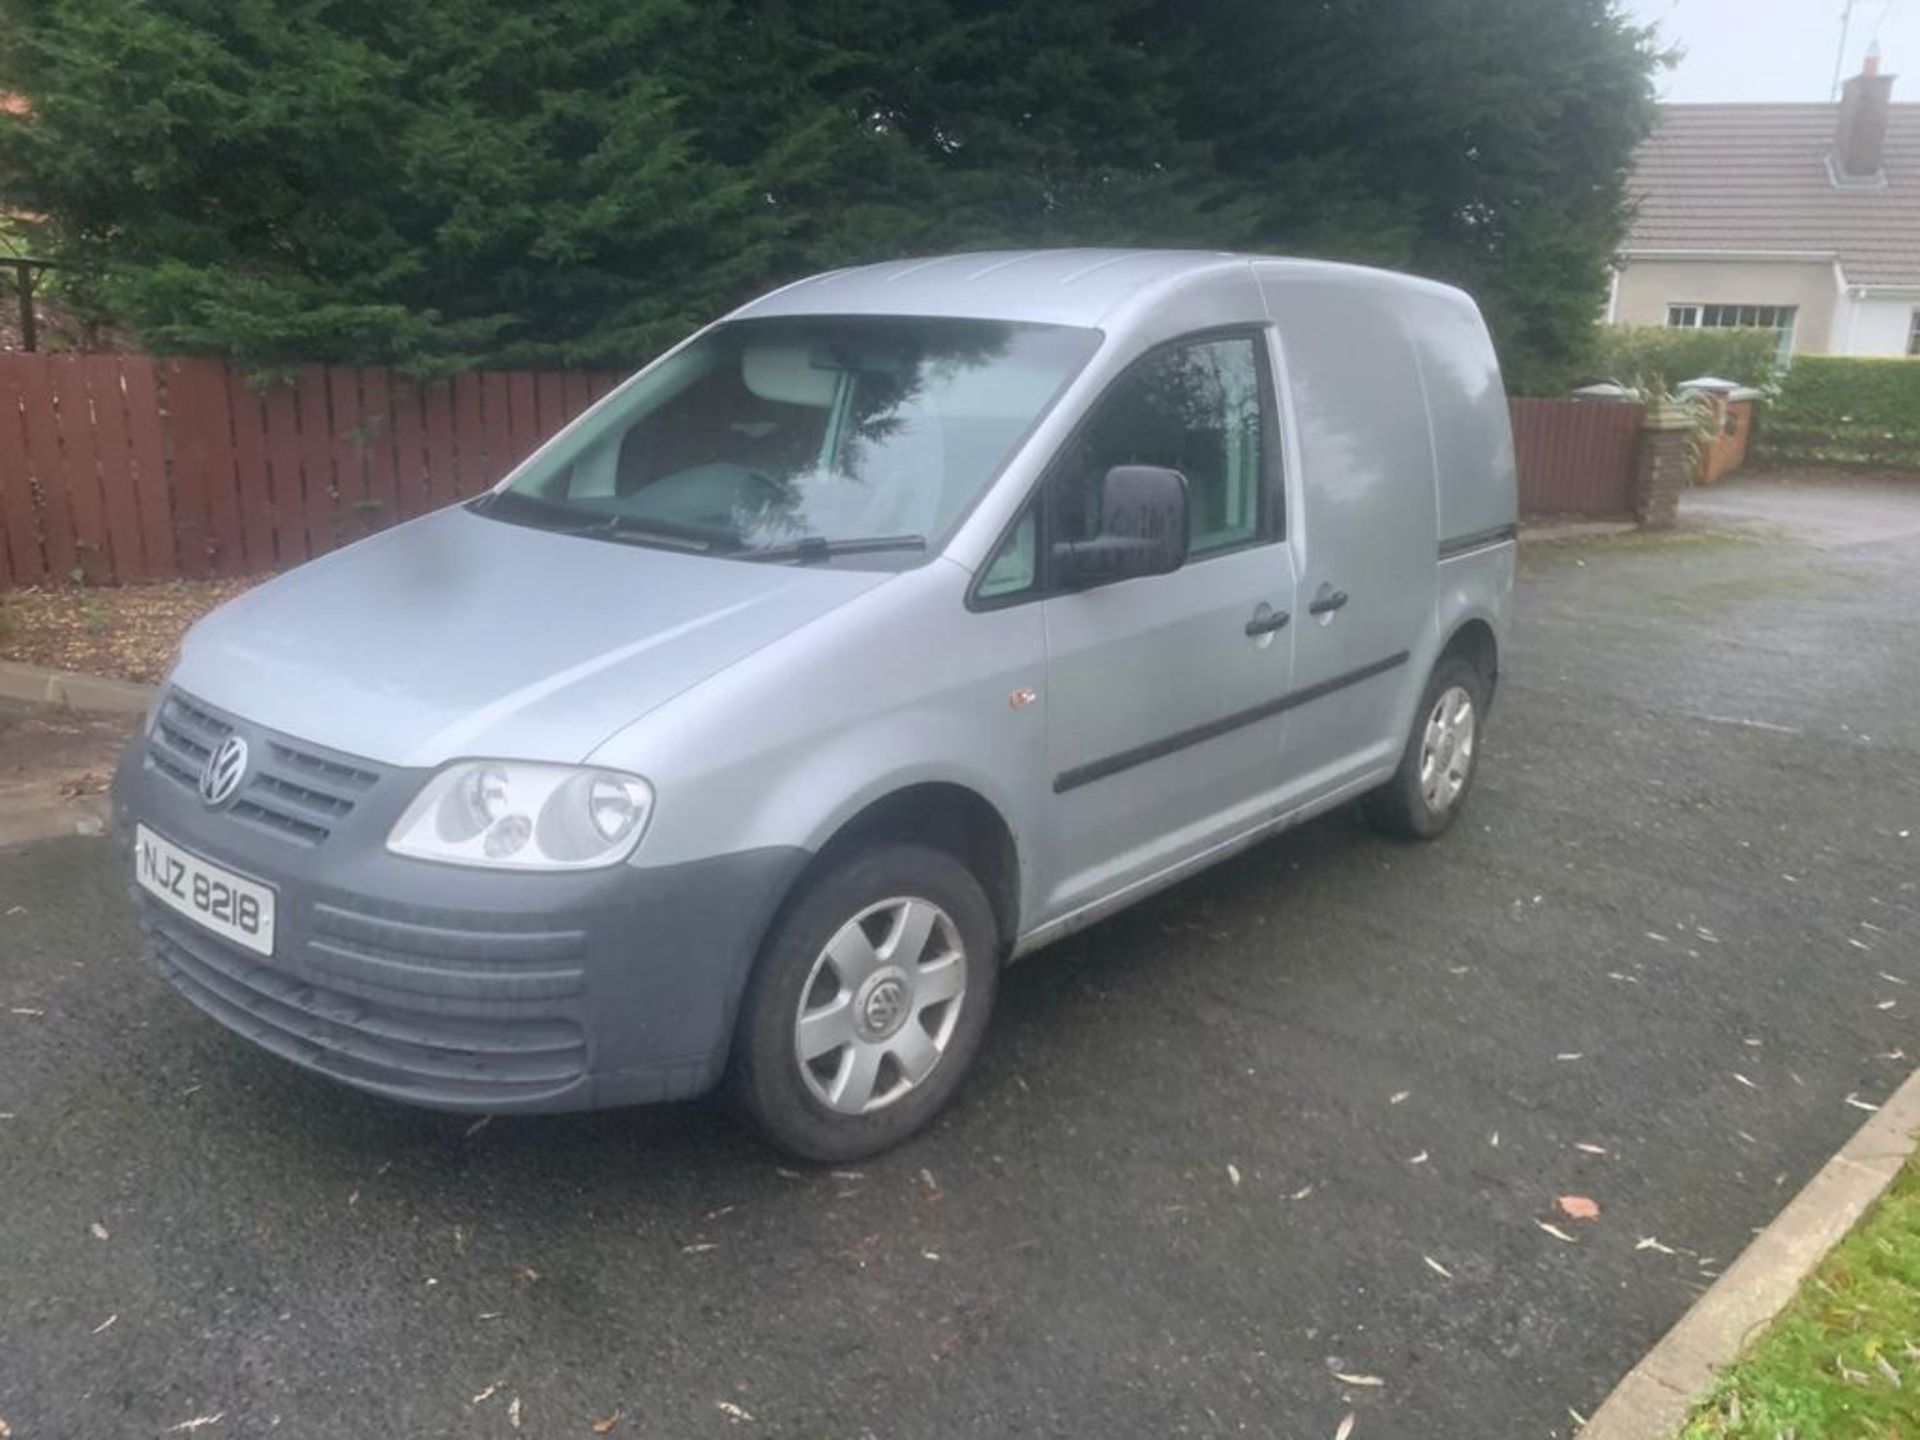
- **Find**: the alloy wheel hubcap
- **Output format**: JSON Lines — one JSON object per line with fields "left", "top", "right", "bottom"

{"left": 795, "top": 897, "right": 967, "bottom": 1115}
{"left": 1418, "top": 685, "right": 1476, "bottom": 812}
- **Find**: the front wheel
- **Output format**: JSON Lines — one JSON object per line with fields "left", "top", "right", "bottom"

{"left": 728, "top": 842, "right": 1000, "bottom": 1161}
{"left": 1362, "top": 655, "right": 1490, "bottom": 840}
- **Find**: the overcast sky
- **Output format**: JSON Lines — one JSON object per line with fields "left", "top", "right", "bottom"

{"left": 1625, "top": 0, "right": 1918, "bottom": 101}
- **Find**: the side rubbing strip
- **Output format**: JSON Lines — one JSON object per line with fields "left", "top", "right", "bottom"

{"left": 1438, "top": 522, "right": 1518, "bottom": 560}
{"left": 1052, "top": 651, "right": 1411, "bottom": 794}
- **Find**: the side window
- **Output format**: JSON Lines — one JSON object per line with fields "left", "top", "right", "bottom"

{"left": 1049, "top": 335, "right": 1273, "bottom": 559}
{"left": 976, "top": 509, "right": 1037, "bottom": 599}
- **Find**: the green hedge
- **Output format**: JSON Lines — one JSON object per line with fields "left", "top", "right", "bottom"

{"left": 1757, "top": 356, "right": 1920, "bottom": 469}
{"left": 1584, "top": 325, "right": 1781, "bottom": 394}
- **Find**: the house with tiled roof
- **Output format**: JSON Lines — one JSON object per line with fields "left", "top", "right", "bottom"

{"left": 1611, "top": 49, "right": 1920, "bottom": 359}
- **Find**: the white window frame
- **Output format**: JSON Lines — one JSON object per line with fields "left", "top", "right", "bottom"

{"left": 1666, "top": 302, "right": 1797, "bottom": 366}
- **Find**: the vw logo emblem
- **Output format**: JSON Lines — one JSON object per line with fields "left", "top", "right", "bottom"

{"left": 199, "top": 735, "right": 250, "bottom": 809}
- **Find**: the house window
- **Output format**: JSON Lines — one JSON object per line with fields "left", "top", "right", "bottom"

{"left": 1666, "top": 303, "right": 1797, "bottom": 365}
{"left": 1908, "top": 309, "right": 1920, "bottom": 357}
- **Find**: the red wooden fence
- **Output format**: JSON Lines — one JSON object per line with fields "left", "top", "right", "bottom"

{"left": 1510, "top": 396, "right": 1646, "bottom": 519}
{"left": 0, "top": 354, "right": 624, "bottom": 586}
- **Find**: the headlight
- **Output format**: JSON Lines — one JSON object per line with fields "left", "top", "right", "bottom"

{"left": 388, "top": 762, "right": 654, "bottom": 870}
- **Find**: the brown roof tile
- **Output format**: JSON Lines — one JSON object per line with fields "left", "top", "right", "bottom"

{"left": 1626, "top": 101, "right": 1920, "bottom": 287}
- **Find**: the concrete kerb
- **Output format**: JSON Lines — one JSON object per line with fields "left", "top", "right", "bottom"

{"left": 0, "top": 661, "right": 155, "bottom": 716}
{"left": 1580, "top": 1066, "right": 1920, "bottom": 1438}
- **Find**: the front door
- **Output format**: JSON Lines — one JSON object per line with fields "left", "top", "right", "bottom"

{"left": 1031, "top": 332, "right": 1298, "bottom": 921}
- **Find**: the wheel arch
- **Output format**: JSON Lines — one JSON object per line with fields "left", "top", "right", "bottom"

{"left": 781, "top": 781, "right": 1022, "bottom": 956}
{"left": 1438, "top": 615, "right": 1499, "bottom": 697}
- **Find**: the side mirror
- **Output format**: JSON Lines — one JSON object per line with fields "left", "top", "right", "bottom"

{"left": 1051, "top": 465, "right": 1191, "bottom": 590}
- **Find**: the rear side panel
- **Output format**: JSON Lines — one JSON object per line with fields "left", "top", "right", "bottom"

{"left": 1402, "top": 287, "right": 1517, "bottom": 683}
{"left": 1401, "top": 287, "right": 1520, "bottom": 554}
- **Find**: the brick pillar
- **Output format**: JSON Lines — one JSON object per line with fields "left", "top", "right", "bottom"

{"left": 1631, "top": 402, "right": 1695, "bottom": 530}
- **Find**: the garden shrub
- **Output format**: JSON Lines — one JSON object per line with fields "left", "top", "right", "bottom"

{"left": 1585, "top": 325, "right": 1781, "bottom": 394}
{"left": 1755, "top": 356, "right": 1920, "bottom": 469}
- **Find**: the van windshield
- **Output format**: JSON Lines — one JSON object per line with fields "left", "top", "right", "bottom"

{"left": 479, "top": 315, "right": 1100, "bottom": 561}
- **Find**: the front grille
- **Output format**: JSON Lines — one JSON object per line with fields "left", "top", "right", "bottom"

{"left": 147, "top": 690, "right": 382, "bottom": 846}
{"left": 147, "top": 906, "right": 590, "bottom": 1106}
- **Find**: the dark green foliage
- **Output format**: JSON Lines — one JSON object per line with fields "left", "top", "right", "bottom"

{"left": 0, "top": 0, "right": 1661, "bottom": 380}
{"left": 1587, "top": 326, "right": 1783, "bottom": 395}
{"left": 1757, "top": 356, "right": 1920, "bottom": 470}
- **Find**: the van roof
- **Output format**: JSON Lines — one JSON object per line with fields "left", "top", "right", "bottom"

{"left": 729, "top": 248, "right": 1447, "bottom": 329}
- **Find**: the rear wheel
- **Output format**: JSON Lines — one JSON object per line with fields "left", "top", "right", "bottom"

{"left": 1362, "top": 655, "right": 1489, "bottom": 840}
{"left": 729, "top": 842, "right": 999, "bottom": 1161}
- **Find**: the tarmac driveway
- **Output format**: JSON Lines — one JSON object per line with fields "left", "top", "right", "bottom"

{"left": 2, "top": 475, "right": 1916, "bottom": 1439}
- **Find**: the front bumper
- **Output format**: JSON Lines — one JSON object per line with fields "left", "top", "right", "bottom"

{"left": 112, "top": 692, "right": 805, "bottom": 1113}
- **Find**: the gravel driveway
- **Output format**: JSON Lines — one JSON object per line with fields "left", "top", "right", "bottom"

{"left": 2, "top": 476, "right": 1915, "bottom": 1439}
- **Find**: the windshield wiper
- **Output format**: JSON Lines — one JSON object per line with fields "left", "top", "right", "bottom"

{"left": 737, "top": 534, "right": 928, "bottom": 564}
{"left": 469, "top": 490, "right": 719, "bottom": 552}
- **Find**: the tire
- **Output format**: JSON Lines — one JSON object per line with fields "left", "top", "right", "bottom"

{"left": 728, "top": 842, "right": 1000, "bottom": 1162}
{"left": 1362, "top": 654, "right": 1490, "bottom": 840}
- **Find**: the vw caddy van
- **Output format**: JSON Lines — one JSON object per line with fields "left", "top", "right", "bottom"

{"left": 114, "top": 250, "right": 1516, "bottom": 1159}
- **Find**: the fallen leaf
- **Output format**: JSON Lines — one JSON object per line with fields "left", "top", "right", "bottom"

{"left": 1844, "top": 1093, "right": 1881, "bottom": 1113}
{"left": 1333, "top": 1414, "right": 1356, "bottom": 1440}
{"left": 1574, "top": 1143, "right": 1608, "bottom": 1156}
{"left": 1557, "top": 1195, "right": 1601, "bottom": 1222}
{"left": 470, "top": 1381, "right": 505, "bottom": 1407}
{"left": 591, "top": 1409, "right": 625, "bottom": 1434}
{"left": 1555, "top": 1052, "right": 1584, "bottom": 1062}
{"left": 1422, "top": 1254, "right": 1453, "bottom": 1279}
{"left": 1227, "top": 1163, "right": 1242, "bottom": 1187}
{"left": 1636, "top": 1236, "right": 1676, "bottom": 1254}
{"left": 1388, "top": 1090, "right": 1410, "bottom": 1105}
{"left": 1879, "top": 973, "right": 1908, "bottom": 986}
{"left": 1732, "top": 1072, "right": 1758, "bottom": 1090}
{"left": 88, "top": 1222, "right": 109, "bottom": 1241}
{"left": 1332, "top": 1371, "right": 1385, "bottom": 1388}
{"left": 0, "top": 1418, "right": 9, "bottom": 1438}
{"left": 508, "top": 1396, "right": 523, "bottom": 1429}
{"left": 681, "top": 1242, "right": 718, "bottom": 1254}
{"left": 91, "top": 1314, "right": 117, "bottom": 1334}
{"left": 8, "top": 1007, "right": 43, "bottom": 1017}
{"left": 716, "top": 1400, "right": 754, "bottom": 1422}
{"left": 1407, "top": 1151, "right": 1429, "bottom": 1165}
{"left": 1289, "top": 1184, "right": 1315, "bottom": 1201}
{"left": 1488, "top": 1131, "right": 1499, "bottom": 1147}
{"left": 164, "top": 1416, "right": 225, "bottom": 1435}
{"left": 1536, "top": 1221, "right": 1577, "bottom": 1244}
{"left": 1873, "top": 1353, "right": 1901, "bottom": 1387}
{"left": 513, "top": 1266, "right": 541, "bottom": 1286}
{"left": 1568, "top": 1406, "right": 1588, "bottom": 1427}
{"left": 1875, "top": 999, "right": 1898, "bottom": 1011}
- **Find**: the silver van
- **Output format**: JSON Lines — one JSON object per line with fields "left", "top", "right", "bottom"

{"left": 114, "top": 250, "right": 1516, "bottom": 1159}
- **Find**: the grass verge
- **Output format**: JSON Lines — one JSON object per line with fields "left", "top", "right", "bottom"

{"left": 1678, "top": 1158, "right": 1920, "bottom": 1438}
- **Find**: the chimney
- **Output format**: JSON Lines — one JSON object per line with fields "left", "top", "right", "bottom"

{"left": 1833, "top": 42, "right": 1894, "bottom": 183}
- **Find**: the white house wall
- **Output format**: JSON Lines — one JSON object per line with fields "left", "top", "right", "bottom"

{"left": 1612, "top": 258, "right": 1840, "bottom": 352}
{"left": 1839, "top": 294, "right": 1919, "bottom": 355}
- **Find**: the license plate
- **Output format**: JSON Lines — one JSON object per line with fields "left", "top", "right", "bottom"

{"left": 135, "top": 824, "right": 276, "bottom": 957}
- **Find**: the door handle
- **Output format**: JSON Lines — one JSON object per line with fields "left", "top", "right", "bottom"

{"left": 1308, "top": 587, "right": 1349, "bottom": 616}
{"left": 1244, "top": 605, "right": 1291, "bottom": 637}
